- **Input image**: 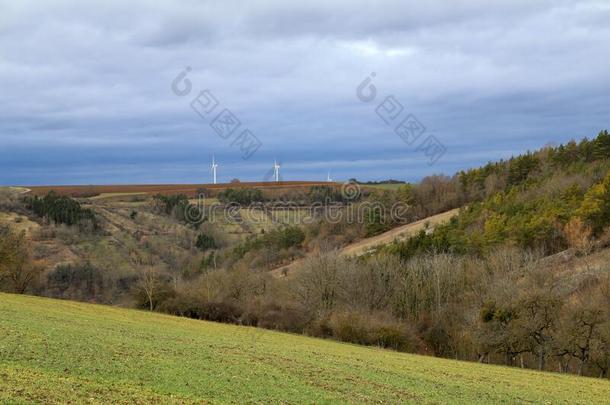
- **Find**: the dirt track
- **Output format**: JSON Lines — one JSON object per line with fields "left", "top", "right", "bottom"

{"left": 340, "top": 208, "right": 460, "bottom": 256}
{"left": 2, "top": 187, "right": 31, "bottom": 195}
{"left": 271, "top": 208, "right": 460, "bottom": 278}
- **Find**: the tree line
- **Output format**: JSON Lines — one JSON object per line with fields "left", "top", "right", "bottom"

{"left": 24, "top": 192, "right": 98, "bottom": 230}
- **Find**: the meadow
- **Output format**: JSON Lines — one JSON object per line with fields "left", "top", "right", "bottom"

{"left": 1, "top": 293, "right": 608, "bottom": 404}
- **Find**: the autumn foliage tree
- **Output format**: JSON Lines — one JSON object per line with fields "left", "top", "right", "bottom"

{"left": 564, "top": 217, "right": 593, "bottom": 254}
{"left": 577, "top": 171, "right": 610, "bottom": 233}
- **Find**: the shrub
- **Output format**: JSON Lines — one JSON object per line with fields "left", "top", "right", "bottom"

{"left": 217, "top": 188, "right": 264, "bottom": 205}
{"left": 305, "top": 317, "right": 334, "bottom": 338}
{"left": 153, "top": 194, "right": 189, "bottom": 215}
{"left": 255, "top": 303, "right": 308, "bottom": 332}
{"left": 307, "top": 186, "right": 342, "bottom": 204}
{"left": 328, "top": 312, "right": 421, "bottom": 352}
{"left": 159, "top": 297, "right": 242, "bottom": 324}
{"left": 231, "top": 226, "right": 305, "bottom": 263}
{"left": 47, "top": 263, "right": 104, "bottom": 299}
{"left": 564, "top": 217, "right": 593, "bottom": 254}
{"left": 132, "top": 271, "right": 176, "bottom": 311}
{"left": 198, "top": 301, "right": 243, "bottom": 323}
{"left": 158, "top": 295, "right": 207, "bottom": 319}
{"left": 273, "top": 226, "right": 305, "bottom": 249}
{"left": 152, "top": 194, "right": 206, "bottom": 225}
{"left": 330, "top": 312, "right": 370, "bottom": 345}
{"left": 196, "top": 233, "right": 217, "bottom": 251}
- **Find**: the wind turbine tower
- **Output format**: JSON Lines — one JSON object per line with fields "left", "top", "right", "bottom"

{"left": 327, "top": 171, "right": 333, "bottom": 182}
{"left": 211, "top": 155, "right": 218, "bottom": 184}
{"left": 273, "top": 159, "right": 281, "bottom": 182}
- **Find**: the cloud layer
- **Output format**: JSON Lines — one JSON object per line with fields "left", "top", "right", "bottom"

{"left": 1, "top": 0, "right": 609, "bottom": 184}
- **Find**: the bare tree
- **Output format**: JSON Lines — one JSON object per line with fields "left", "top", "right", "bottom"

{"left": 591, "top": 325, "right": 610, "bottom": 378}
{"left": 343, "top": 253, "right": 401, "bottom": 312}
{"left": 0, "top": 226, "right": 42, "bottom": 294}
{"left": 136, "top": 266, "right": 159, "bottom": 311}
{"left": 510, "top": 283, "right": 562, "bottom": 371}
{"left": 293, "top": 253, "right": 347, "bottom": 316}
{"left": 567, "top": 306, "right": 605, "bottom": 375}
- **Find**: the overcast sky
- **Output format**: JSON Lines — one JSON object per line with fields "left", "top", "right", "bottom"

{"left": 1, "top": 0, "right": 609, "bottom": 185}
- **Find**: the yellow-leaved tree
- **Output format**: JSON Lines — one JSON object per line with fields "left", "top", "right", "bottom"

{"left": 576, "top": 171, "right": 610, "bottom": 234}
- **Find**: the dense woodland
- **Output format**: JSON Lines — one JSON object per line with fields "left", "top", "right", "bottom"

{"left": 2, "top": 131, "right": 610, "bottom": 377}
{"left": 392, "top": 130, "right": 610, "bottom": 258}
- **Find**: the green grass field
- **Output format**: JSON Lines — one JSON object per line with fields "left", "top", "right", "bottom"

{"left": 1, "top": 293, "right": 608, "bottom": 404}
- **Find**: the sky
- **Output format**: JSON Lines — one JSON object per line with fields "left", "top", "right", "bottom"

{"left": 1, "top": 0, "right": 609, "bottom": 185}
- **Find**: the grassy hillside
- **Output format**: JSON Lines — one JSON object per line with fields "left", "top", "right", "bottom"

{"left": 1, "top": 294, "right": 608, "bottom": 404}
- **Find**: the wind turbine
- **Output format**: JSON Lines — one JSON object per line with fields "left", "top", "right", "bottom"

{"left": 211, "top": 155, "right": 218, "bottom": 184}
{"left": 273, "top": 159, "right": 281, "bottom": 182}
{"left": 327, "top": 171, "right": 333, "bottom": 182}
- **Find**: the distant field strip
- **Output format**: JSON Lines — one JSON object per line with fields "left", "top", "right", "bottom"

{"left": 1, "top": 293, "right": 608, "bottom": 404}
{"left": 89, "top": 192, "right": 148, "bottom": 200}
{"left": 26, "top": 182, "right": 338, "bottom": 197}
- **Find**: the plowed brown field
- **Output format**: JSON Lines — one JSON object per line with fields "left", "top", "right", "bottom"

{"left": 26, "top": 181, "right": 339, "bottom": 197}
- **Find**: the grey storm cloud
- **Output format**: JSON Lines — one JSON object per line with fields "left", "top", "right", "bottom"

{"left": 0, "top": 0, "right": 609, "bottom": 185}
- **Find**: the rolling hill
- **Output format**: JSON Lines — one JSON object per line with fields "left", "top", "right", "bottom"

{"left": 1, "top": 293, "right": 608, "bottom": 404}
{"left": 271, "top": 208, "right": 460, "bottom": 278}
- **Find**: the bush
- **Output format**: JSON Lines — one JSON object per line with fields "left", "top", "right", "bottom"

{"left": 330, "top": 312, "right": 370, "bottom": 345}
{"left": 152, "top": 194, "right": 206, "bottom": 225}
{"left": 132, "top": 275, "right": 177, "bottom": 311}
{"left": 199, "top": 302, "right": 243, "bottom": 323}
{"left": 328, "top": 312, "right": 421, "bottom": 352}
{"left": 160, "top": 296, "right": 242, "bottom": 324}
{"left": 305, "top": 317, "right": 334, "bottom": 338}
{"left": 255, "top": 303, "right": 307, "bottom": 332}
{"left": 273, "top": 226, "right": 305, "bottom": 249}
{"left": 47, "top": 263, "right": 104, "bottom": 300}
{"left": 218, "top": 188, "right": 264, "bottom": 205}
{"left": 158, "top": 295, "right": 203, "bottom": 318}
{"left": 196, "top": 233, "right": 217, "bottom": 251}
{"left": 307, "top": 186, "right": 342, "bottom": 204}
{"left": 153, "top": 194, "right": 189, "bottom": 216}
{"left": 0, "top": 190, "right": 20, "bottom": 211}
{"left": 231, "top": 226, "right": 305, "bottom": 263}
